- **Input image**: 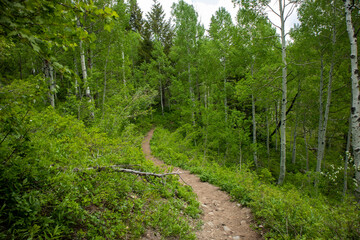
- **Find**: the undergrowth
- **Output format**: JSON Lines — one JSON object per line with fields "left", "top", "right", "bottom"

{"left": 150, "top": 127, "right": 360, "bottom": 239}
{"left": 0, "top": 109, "right": 200, "bottom": 239}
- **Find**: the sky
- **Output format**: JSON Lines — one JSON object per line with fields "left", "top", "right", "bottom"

{"left": 136, "top": 0, "right": 299, "bottom": 37}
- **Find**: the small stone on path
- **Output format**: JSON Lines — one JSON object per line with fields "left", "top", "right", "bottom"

{"left": 223, "top": 226, "right": 231, "bottom": 232}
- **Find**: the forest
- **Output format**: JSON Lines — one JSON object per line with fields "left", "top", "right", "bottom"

{"left": 0, "top": 0, "right": 360, "bottom": 239}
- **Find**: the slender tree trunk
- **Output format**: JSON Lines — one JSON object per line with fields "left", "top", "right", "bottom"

{"left": 275, "top": 101, "right": 279, "bottom": 151}
{"left": 252, "top": 94, "right": 258, "bottom": 168}
{"left": 278, "top": 0, "right": 287, "bottom": 185}
{"left": 102, "top": 45, "right": 111, "bottom": 118}
{"left": 159, "top": 63, "right": 164, "bottom": 116}
{"left": 292, "top": 113, "right": 298, "bottom": 164}
{"left": 317, "top": 56, "right": 325, "bottom": 172}
{"left": 317, "top": 11, "right": 336, "bottom": 177}
{"left": 188, "top": 59, "right": 196, "bottom": 126}
{"left": 224, "top": 61, "right": 228, "bottom": 123}
{"left": 203, "top": 88, "right": 208, "bottom": 163}
{"left": 239, "top": 140, "right": 242, "bottom": 172}
{"left": 303, "top": 111, "right": 309, "bottom": 172}
{"left": 343, "top": 114, "right": 351, "bottom": 200}
{"left": 266, "top": 106, "right": 270, "bottom": 168}
{"left": 344, "top": 0, "right": 360, "bottom": 196}
{"left": 44, "top": 60, "right": 55, "bottom": 108}
{"left": 122, "top": 45, "right": 126, "bottom": 87}
{"left": 79, "top": 39, "right": 90, "bottom": 99}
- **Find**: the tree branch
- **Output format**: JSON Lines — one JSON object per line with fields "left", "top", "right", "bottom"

{"left": 284, "top": 3, "right": 297, "bottom": 22}
{"left": 266, "top": 4, "right": 280, "bottom": 18}
{"left": 268, "top": 18, "right": 281, "bottom": 30}
{"left": 270, "top": 92, "right": 299, "bottom": 137}
{"left": 71, "top": 165, "right": 191, "bottom": 186}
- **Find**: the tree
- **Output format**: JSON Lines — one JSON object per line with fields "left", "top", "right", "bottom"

{"left": 343, "top": 0, "right": 360, "bottom": 196}
{"left": 171, "top": 0, "right": 204, "bottom": 127}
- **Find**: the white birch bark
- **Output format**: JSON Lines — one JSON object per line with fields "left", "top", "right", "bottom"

{"left": 317, "top": 7, "right": 336, "bottom": 175}
{"left": 79, "top": 39, "right": 91, "bottom": 100}
{"left": 44, "top": 60, "right": 55, "bottom": 108}
{"left": 316, "top": 57, "right": 324, "bottom": 173}
{"left": 278, "top": 0, "right": 287, "bottom": 185}
{"left": 344, "top": 0, "right": 360, "bottom": 195}
{"left": 122, "top": 46, "right": 126, "bottom": 87}
{"left": 49, "top": 63, "right": 55, "bottom": 108}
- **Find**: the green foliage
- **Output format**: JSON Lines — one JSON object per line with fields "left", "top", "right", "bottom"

{"left": 151, "top": 127, "right": 360, "bottom": 239}
{"left": 0, "top": 108, "right": 200, "bottom": 239}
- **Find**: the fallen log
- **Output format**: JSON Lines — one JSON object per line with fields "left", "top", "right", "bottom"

{"left": 71, "top": 165, "right": 190, "bottom": 186}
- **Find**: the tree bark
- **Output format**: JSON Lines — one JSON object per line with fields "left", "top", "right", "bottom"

{"left": 343, "top": 114, "right": 351, "bottom": 200}
{"left": 278, "top": 0, "right": 287, "bottom": 185}
{"left": 317, "top": 7, "right": 336, "bottom": 177}
{"left": 344, "top": 0, "right": 360, "bottom": 195}
{"left": 252, "top": 94, "right": 258, "bottom": 168}
{"left": 44, "top": 59, "right": 55, "bottom": 108}
{"left": 316, "top": 56, "right": 325, "bottom": 173}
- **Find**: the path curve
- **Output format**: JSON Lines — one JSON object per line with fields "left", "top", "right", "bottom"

{"left": 142, "top": 129, "right": 262, "bottom": 240}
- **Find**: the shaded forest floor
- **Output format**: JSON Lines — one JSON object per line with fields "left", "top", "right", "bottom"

{"left": 142, "top": 129, "right": 262, "bottom": 240}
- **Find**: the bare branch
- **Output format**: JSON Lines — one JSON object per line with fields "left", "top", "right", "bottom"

{"left": 285, "top": 3, "right": 297, "bottom": 22}
{"left": 71, "top": 165, "right": 191, "bottom": 186}
{"left": 266, "top": 4, "right": 280, "bottom": 18}
{"left": 268, "top": 18, "right": 282, "bottom": 30}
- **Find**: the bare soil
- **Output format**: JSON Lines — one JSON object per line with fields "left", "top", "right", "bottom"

{"left": 141, "top": 129, "right": 262, "bottom": 240}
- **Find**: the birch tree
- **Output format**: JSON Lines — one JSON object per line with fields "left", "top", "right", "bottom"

{"left": 233, "top": 0, "right": 300, "bottom": 184}
{"left": 343, "top": 0, "right": 360, "bottom": 195}
{"left": 171, "top": 0, "right": 204, "bottom": 126}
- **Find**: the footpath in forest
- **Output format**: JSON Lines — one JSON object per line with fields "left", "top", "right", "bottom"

{"left": 142, "top": 129, "right": 262, "bottom": 240}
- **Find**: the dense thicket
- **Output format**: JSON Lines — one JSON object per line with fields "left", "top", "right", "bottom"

{"left": 1, "top": 0, "right": 360, "bottom": 238}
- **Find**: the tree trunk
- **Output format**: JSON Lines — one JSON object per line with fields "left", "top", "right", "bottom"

{"left": 239, "top": 140, "right": 242, "bottom": 172}
{"left": 303, "top": 112, "right": 309, "bottom": 172}
{"left": 344, "top": 0, "right": 360, "bottom": 196}
{"left": 266, "top": 106, "right": 270, "bottom": 168}
{"left": 79, "top": 39, "right": 90, "bottom": 99}
{"left": 316, "top": 56, "right": 325, "bottom": 173}
{"left": 343, "top": 114, "right": 351, "bottom": 200}
{"left": 224, "top": 61, "right": 228, "bottom": 123}
{"left": 103, "top": 45, "right": 111, "bottom": 118}
{"left": 292, "top": 113, "right": 298, "bottom": 164}
{"left": 188, "top": 59, "right": 196, "bottom": 127}
{"left": 317, "top": 8, "right": 336, "bottom": 177}
{"left": 44, "top": 60, "right": 55, "bottom": 108}
{"left": 252, "top": 94, "right": 258, "bottom": 168}
{"left": 122, "top": 46, "right": 126, "bottom": 87}
{"left": 203, "top": 88, "right": 208, "bottom": 163}
{"left": 275, "top": 101, "right": 279, "bottom": 151}
{"left": 159, "top": 62, "right": 164, "bottom": 116}
{"left": 278, "top": 0, "right": 287, "bottom": 185}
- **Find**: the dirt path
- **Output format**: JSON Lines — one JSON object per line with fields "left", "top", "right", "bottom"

{"left": 142, "top": 129, "right": 262, "bottom": 240}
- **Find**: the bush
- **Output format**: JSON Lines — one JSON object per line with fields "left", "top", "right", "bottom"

{"left": 0, "top": 110, "right": 200, "bottom": 239}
